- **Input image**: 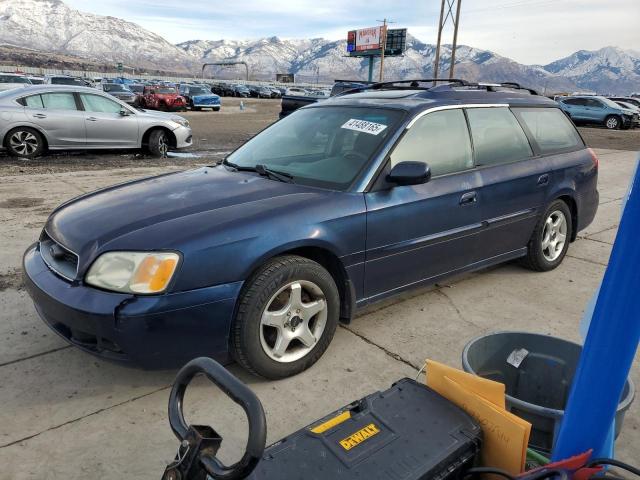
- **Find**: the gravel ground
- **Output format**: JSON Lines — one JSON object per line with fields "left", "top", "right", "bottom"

{"left": 0, "top": 98, "right": 637, "bottom": 176}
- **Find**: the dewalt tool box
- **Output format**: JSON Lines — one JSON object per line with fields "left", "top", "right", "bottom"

{"left": 163, "top": 358, "right": 482, "bottom": 480}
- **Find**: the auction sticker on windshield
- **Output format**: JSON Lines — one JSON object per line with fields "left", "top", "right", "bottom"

{"left": 341, "top": 118, "right": 388, "bottom": 135}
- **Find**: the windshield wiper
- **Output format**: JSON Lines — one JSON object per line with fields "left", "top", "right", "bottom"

{"left": 222, "top": 160, "right": 294, "bottom": 183}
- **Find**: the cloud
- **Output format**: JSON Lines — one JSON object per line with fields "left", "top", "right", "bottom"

{"left": 63, "top": 0, "right": 639, "bottom": 64}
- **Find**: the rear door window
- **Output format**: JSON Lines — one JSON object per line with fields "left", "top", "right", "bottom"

{"left": 512, "top": 108, "right": 583, "bottom": 154}
{"left": 391, "top": 109, "right": 473, "bottom": 177}
{"left": 466, "top": 107, "right": 533, "bottom": 167}
{"left": 41, "top": 93, "right": 78, "bottom": 110}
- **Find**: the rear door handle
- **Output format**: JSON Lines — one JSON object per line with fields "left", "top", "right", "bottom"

{"left": 32, "top": 113, "right": 47, "bottom": 119}
{"left": 86, "top": 117, "right": 98, "bottom": 122}
{"left": 537, "top": 174, "right": 550, "bottom": 186}
{"left": 459, "top": 191, "right": 477, "bottom": 206}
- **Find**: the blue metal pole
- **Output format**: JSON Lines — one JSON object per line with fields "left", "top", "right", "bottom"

{"left": 553, "top": 159, "right": 640, "bottom": 460}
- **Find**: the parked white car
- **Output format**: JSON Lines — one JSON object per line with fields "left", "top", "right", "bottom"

{"left": 0, "top": 73, "right": 32, "bottom": 92}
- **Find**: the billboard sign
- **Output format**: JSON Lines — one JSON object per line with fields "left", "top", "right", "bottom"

{"left": 347, "top": 28, "right": 407, "bottom": 57}
{"left": 355, "top": 26, "right": 383, "bottom": 52}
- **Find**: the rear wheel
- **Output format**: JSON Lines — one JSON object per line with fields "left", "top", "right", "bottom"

{"left": 231, "top": 255, "right": 339, "bottom": 379}
{"left": 521, "top": 200, "right": 572, "bottom": 272}
{"left": 147, "top": 129, "right": 169, "bottom": 157}
{"left": 605, "top": 115, "right": 621, "bottom": 130}
{"left": 5, "top": 127, "right": 45, "bottom": 159}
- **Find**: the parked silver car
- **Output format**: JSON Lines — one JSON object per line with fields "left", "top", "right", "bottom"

{"left": 0, "top": 85, "right": 192, "bottom": 158}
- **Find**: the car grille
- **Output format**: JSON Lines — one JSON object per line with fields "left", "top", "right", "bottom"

{"left": 195, "top": 97, "right": 219, "bottom": 105}
{"left": 39, "top": 231, "right": 79, "bottom": 281}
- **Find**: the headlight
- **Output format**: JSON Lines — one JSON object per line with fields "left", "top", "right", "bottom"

{"left": 85, "top": 251, "right": 180, "bottom": 294}
{"left": 171, "top": 117, "right": 190, "bottom": 128}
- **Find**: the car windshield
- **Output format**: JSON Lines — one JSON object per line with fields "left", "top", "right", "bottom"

{"left": 599, "top": 97, "right": 624, "bottom": 109}
{"left": 225, "top": 106, "right": 404, "bottom": 190}
{"left": 0, "top": 75, "right": 30, "bottom": 84}
{"left": 104, "top": 84, "right": 128, "bottom": 92}
{"left": 128, "top": 85, "right": 143, "bottom": 93}
{"left": 155, "top": 88, "right": 176, "bottom": 94}
{"left": 51, "top": 77, "right": 84, "bottom": 85}
{"left": 190, "top": 87, "right": 209, "bottom": 95}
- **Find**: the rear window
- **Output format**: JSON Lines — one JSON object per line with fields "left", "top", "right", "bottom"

{"left": 466, "top": 107, "right": 533, "bottom": 167}
{"left": 513, "top": 108, "right": 583, "bottom": 154}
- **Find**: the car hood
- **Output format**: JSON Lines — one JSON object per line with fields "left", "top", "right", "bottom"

{"left": 45, "top": 167, "right": 329, "bottom": 265}
{"left": 136, "top": 108, "right": 183, "bottom": 120}
{"left": 0, "top": 83, "right": 29, "bottom": 92}
{"left": 192, "top": 94, "right": 220, "bottom": 100}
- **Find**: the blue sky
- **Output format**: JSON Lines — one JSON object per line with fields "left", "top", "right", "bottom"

{"left": 64, "top": 0, "right": 638, "bottom": 64}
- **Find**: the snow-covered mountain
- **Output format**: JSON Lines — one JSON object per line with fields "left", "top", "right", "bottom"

{"left": 0, "top": 0, "right": 194, "bottom": 71}
{"left": 176, "top": 35, "right": 578, "bottom": 93}
{"left": 0, "top": 0, "right": 637, "bottom": 94}
{"left": 544, "top": 47, "right": 640, "bottom": 94}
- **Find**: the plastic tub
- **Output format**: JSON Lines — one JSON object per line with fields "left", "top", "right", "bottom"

{"left": 462, "top": 331, "right": 635, "bottom": 454}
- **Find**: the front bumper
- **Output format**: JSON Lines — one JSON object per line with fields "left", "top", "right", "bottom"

{"left": 23, "top": 244, "right": 242, "bottom": 369}
{"left": 193, "top": 103, "right": 220, "bottom": 108}
{"left": 173, "top": 126, "right": 193, "bottom": 148}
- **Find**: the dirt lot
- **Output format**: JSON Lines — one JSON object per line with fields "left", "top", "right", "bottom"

{"left": 0, "top": 99, "right": 639, "bottom": 478}
{"left": 1, "top": 97, "right": 638, "bottom": 176}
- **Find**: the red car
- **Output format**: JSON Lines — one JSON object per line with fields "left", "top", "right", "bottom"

{"left": 138, "top": 85, "right": 186, "bottom": 111}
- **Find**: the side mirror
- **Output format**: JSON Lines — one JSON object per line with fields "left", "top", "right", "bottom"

{"left": 387, "top": 161, "right": 431, "bottom": 186}
{"left": 119, "top": 109, "right": 130, "bottom": 116}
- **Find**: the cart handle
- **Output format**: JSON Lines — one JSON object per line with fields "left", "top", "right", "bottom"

{"left": 168, "top": 357, "right": 267, "bottom": 480}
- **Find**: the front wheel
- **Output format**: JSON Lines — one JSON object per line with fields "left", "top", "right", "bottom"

{"left": 521, "top": 200, "right": 572, "bottom": 272}
{"left": 147, "top": 129, "right": 169, "bottom": 157}
{"left": 605, "top": 115, "right": 621, "bottom": 130}
{"left": 5, "top": 127, "right": 45, "bottom": 159}
{"left": 231, "top": 255, "right": 340, "bottom": 379}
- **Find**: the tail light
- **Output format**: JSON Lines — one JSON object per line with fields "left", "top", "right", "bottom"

{"left": 588, "top": 148, "right": 599, "bottom": 170}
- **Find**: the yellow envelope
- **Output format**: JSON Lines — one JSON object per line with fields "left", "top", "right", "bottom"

{"left": 440, "top": 376, "right": 530, "bottom": 475}
{"left": 424, "top": 359, "right": 531, "bottom": 475}
{"left": 426, "top": 359, "right": 506, "bottom": 409}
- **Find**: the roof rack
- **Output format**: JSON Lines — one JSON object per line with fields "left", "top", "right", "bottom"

{"left": 336, "top": 78, "right": 539, "bottom": 97}
{"left": 335, "top": 78, "right": 469, "bottom": 97}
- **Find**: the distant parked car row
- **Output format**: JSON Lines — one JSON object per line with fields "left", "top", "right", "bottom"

{"left": 556, "top": 95, "right": 640, "bottom": 129}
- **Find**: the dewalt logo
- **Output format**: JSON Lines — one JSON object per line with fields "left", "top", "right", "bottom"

{"left": 339, "top": 423, "right": 380, "bottom": 451}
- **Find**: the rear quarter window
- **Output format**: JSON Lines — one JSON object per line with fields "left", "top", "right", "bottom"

{"left": 513, "top": 107, "right": 583, "bottom": 154}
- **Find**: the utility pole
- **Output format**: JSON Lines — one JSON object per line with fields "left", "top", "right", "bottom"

{"left": 449, "top": 0, "right": 462, "bottom": 78}
{"left": 376, "top": 18, "right": 394, "bottom": 82}
{"left": 433, "top": 0, "right": 445, "bottom": 82}
{"left": 433, "top": 0, "right": 462, "bottom": 82}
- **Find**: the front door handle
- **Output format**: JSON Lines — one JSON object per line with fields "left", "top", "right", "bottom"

{"left": 537, "top": 174, "right": 550, "bottom": 186}
{"left": 459, "top": 191, "right": 477, "bottom": 206}
{"left": 86, "top": 117, "right": 98, "bottom": 122}
{"left": 32, "top": 113, "right": 47, "bottom": 119}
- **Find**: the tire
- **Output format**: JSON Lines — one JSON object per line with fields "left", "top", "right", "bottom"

{"left": 231, "top": 255, "right": 340, "bottom": 379}
{"left": 605, "top": 115, "right": 621, "bottom": 130}
{"left": 4, "top": 127, "right": 45, "bottom": 159}
{"left": 146, "top": 129, "right": 169, "bottom": 157}
{"left": 521, "top": 200, "right": 572, "bottom": 272}
{"left": 213, "top": 107, "right": 220, "bottom": 112}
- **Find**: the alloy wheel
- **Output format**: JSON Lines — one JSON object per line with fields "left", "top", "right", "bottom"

{"left": 9, "top": 131, "right": 38, "bottom": 156}
{"left": 541, "top": 210, "right": 568, "bottom": 262}
{"left": 259, "top": 280, "right": 327, "bottom": 363}
{"left": 606, "top": 117, "right": 619, "bottom": 129}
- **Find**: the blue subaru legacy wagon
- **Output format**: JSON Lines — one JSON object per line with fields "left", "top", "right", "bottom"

{"left": 23, "top": 80, "right": 599, "bottom": 379}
